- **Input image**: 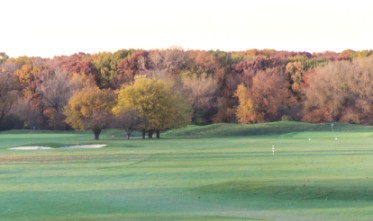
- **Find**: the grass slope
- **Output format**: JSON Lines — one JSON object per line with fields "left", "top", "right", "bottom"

{"left": 0, "top": 122, "right": 372, "bottom": 220}
{"left": 163, "top": 121, "right": 373, "bottom": 137}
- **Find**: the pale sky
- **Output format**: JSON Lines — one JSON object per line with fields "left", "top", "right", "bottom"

{"left": 2, "top": 0, "right": 373, "bottom": 57}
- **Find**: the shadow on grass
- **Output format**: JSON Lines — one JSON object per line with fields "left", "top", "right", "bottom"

{"left": 196, "top": 180, "right": 373, "bottom": 202}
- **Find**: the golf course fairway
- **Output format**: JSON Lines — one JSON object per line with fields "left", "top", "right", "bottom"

{"left": 0, "top": 122, "right": 372, "bottom": 221}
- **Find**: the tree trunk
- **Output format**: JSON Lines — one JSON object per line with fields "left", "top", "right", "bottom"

{"left": 142, "top": 129, "right": 146, "bottom": 139}
{"left": 127, "top": 131, "right": 131, "bottom": 140}
{"left": 93, "top": 128, "right": 101, "bottom": 140}
{"left": 156, "top": 129, "right": 160, "bottom": 139}
{"left": 0, "top": 112, "right": 4, "bottom": 130}
{"left": 147, "top": 129, "right": 154, "bottom": 139}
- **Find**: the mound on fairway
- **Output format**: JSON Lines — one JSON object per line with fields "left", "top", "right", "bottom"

{"left": 164, "top": 121, "right": 373, "bottom": 137}
{"left": 9, "top": 144, "right": 106, "bottom": 150}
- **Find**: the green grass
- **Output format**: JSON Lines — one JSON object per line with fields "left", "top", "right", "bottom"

{"left": 164, "top": 121, "right": 373, "bottom": 137}
{"left": 0, "top": 122, "right": 372, "bottom": 220}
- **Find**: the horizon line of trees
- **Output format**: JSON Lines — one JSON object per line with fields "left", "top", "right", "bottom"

{"left": 0, "top": 48, "right": 372, "bottom": 138}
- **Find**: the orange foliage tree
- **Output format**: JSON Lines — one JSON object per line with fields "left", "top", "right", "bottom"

{"left": 303, "top": 58, "right": 373, "bottom": 124}
{"left": 235, "top": 68, "right": 295, "bottom": 123}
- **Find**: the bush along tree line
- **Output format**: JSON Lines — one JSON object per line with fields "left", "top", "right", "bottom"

{"left": 0, "top": 49, "right": 372, "bottom": 139}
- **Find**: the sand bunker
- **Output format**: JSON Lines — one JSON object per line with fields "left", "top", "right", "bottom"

{"left": 9, "top": 146, "right": 53, "bottom": 150}
{"left": 61, "top": 144, "right": 106, "bottom": 149}
{"left": 9, "top": 144, "right": 106, "bottom": 150}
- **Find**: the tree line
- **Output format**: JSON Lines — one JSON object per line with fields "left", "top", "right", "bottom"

{"left": 0, "top": 49, "right": 372, "bottom": 138}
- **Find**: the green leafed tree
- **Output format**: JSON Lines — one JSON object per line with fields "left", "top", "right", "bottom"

{"left": 113, "top": 75, "right": 191, "bottom": 138}
{"left": 64, "top": 87, "right": 115, "bottom": 140}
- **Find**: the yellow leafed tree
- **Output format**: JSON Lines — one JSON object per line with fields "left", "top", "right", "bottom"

{"left": 64, "top": 87, "right": 115, "bottom": 140}
{"left": 113, "top": 75, "right": 191, "bottom": 138}
{"left": 234, "top": 84, "right": 260, "bottom": 124}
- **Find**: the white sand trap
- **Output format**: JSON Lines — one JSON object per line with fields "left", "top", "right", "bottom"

{"left": 61, "top": 144, "right": 107, "bottom": 149}
{"left": 9, "top": 146, "right": 53, "bottom": 150}
{"left": 9, "top": 144, "right": 106, "bottom": 150}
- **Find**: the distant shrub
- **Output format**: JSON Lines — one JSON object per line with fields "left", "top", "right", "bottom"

{"left": 281, "top": 115, "right": 292, "bottom": 121}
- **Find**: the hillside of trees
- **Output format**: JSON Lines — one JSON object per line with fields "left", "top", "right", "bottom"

{"left": 0, "top": 49, "right": 372, "bottom": 134}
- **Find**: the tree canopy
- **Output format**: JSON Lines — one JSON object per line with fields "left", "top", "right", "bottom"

{"left": 64, "top": 87, "right": 115, "bottom": 139}
{"left": 303, "top": 57, "right": 373, "bottom": 124}
{"left": 1, "top": 48, "right": 372, "bottom": 131}
{"left": 113, "top": 75, "right": 191, "bottom": 138}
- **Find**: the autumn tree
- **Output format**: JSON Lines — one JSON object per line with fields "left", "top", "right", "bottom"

{"left": 252, "top": 68, "right": 296, "bottom": 121}
{"left": 303, "top": 58, "right": 373, "bottom": 124}
{"left": 113, "top": 109, "right": 145, "bottom": 140}
{"left": 15, "top": 57, "right": 43, "bottom": 99}
{"left": 0, "top": 52, "right": 9, "bottom": 65}
{"left": 285, "top": 61, "right": 304, "bottom": 93}
{"left": 91, "top": 50, "right": 133, "bottom": 89}
{"left": 116, "top": 50, "right": 152, "bottom": 87}
{"left": 113, "top": 76, "right": 191, "bottom": 138}
{"left": 235, "top": 68, "right": 295, "bottom": 123}
{"left": 9, "top": 97, "right": 44, "bottom": 129}
{"left": 353, "top": 57, "right": 373, "bottom": 124}
{"left": 179, "top": 50, "right": 229, "bottom": 124}
{"left": 12, "top": 57, "right": 52, "bottom": 128}
{"left": 182, "top": 74, "right": 218, "bottom": 124}
{"left": 36, "top": 68, "right": 96, "bottom": 129}
{"left": 59, "top": 53, "right": 97, "bottom": 82}
{"left": 0, "top": 60, "right": 19, "bottom": 128}
{"left": 352, "top": 50, "right": 372, "bottom": 59}
{"left": 162, "top": 47, "right": 188, "bottom": 75}
{"left": 338, "top": 49, "right": 354, "bottom": 61}
{"left": 211, "top": 97, "right": 237, "bottom": 123}
{"left": 235, "top": 84, "right": 260, "bottom": 124}
{"left": 2, "top": 49, "right": 371, "bottom": 128}
{"left": 64, "top": 87, "right": 116, "bottom": 140}
{"left": 92, "top": 52, "right": 117, "bottom": 88}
